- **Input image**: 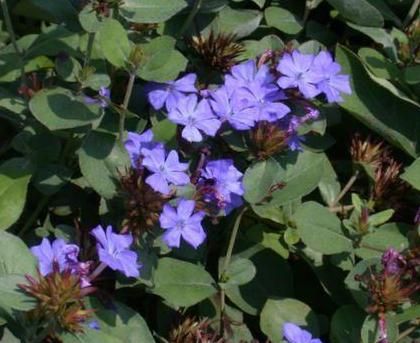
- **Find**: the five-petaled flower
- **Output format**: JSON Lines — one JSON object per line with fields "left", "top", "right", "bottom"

{"left": 283, "top": 323, "right": 323, "bottom": 343}
{"left": 159, "top": 199, "right": 206, "bottom": 249}
{"left": 31, "top": 238, "right": 80, "bottom": 276}
{"left": 141, "top": 147, "right": 190, "bottom": 195}
{"left": 91, "top": 225, "right": 140, "bottom": 278}
{"left": 147, "top": 73, "right": 197, "bottom": 111}
{"left": 168, "top": 94, "right": 221, "bottom": 142}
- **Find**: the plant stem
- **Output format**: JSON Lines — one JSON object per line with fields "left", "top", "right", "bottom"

{"left": 328, "top": 205, "right": 355, "bottom": 213}
{"left": 219, "top": 206, "right": 248, "bottom": 336}
{"left": 1, "top": 0, "right": 21, "bottom": 55}
{"left": 119, "top": 72, "right": 136, "bottom": 144}
{"left": 403, "top": 0, "right": 419, "bottom": 27}
{"left": 83, "top": 32, "right": 95, "bottom": 68}
{"left": 1, "top": 0, "right": 26, "bottom": 90}
{"left": 397, "top": 325, "right": 417, "bottom": 342}
{"left": 330, "top": 170, "right": 359, "bottom": 208}
{"left": 18, "top": 195, "right": 50, "bottom": 237}
{"left": 178, "top": 0, "right": 203, "bottom": 38}
{"left": 88, "top": 262, "right": 107, "bottom": 282}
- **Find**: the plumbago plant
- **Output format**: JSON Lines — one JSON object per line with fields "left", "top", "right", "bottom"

{"left": 0, "top": 0, "right": 419, "bottom": 342}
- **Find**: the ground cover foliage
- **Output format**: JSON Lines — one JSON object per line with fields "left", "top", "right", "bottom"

{"left": 0, "top": 0, "right": 419, "bottom": 342}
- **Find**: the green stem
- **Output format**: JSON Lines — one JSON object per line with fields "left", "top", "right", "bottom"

{"left": 403, "top": 0, "right": 419, "bottom": 27}
{"left": 1, "top": 0, "right": 21, "bottom": 55}
{"left": 397, "top": 325, "right": 417, "bottom": 342}
{"left": 330, "top": 170, "right": 359, "bottom": 208}
{"left": 219, "top": 206, "right": 248, "bottom": 336}
{"left": 1, "top": 0, "right": 26, "bottom": 90}
{"left": 178, "top": 0, "right": 203, "bottom": 38}
{"left": 119, "top": 72, "right": 136, "bottom": 144}
{"left": 18, "top": 195, "right": 50, "bottom": 237}
{"left": 83, "top": 32, "right": 95, "bottom": 68}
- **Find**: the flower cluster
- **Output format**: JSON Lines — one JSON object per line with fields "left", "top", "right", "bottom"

{"left": 125, "top": 130, "right": 245, "bottom": 249}
{"left": 31, "top": 226, "right": 140, "bottom": 282}
{"left": 121, "top": 50, "right": 350, "bottom": 250}
{"left": 146, "top": 50, "right": 350, "bottom": 150}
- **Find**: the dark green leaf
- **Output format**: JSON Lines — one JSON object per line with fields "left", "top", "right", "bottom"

{"left": 330, "top": 305, "right": 366, "bottom": 343}
{"left": 264, "top": 6, "right": 303, "bottom": 34}
{"left": 0, "top": 231, "right": 36, "bottom": 276}
{"left": 326, "top": 0, "right": 384, "bottom": 27}
{"left": 260, "top": 298, "right": 320, "bottom": 343}
{"left": 120, "top": 0, "right": 188, "bottom": 23}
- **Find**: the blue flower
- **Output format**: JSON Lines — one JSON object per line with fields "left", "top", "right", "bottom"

{"left": 209, "top": 86, "right": 256, "bottom": 131}
{"left": 168, "top": 94, "right": 221, "bottom": 142}
{"left": 277, "top": 51, "right": 323, "bottom": 99}
{"left": 141, "top": 147, "right": 190, "bottom": 195}
{"left": 234, "top": 82, "right": 290, "bottom": 122}
{"left": 312, "top": 51, "right": 351, "bottom": 103}
{"left": 200, "top": 159, "right": 244, "bottom": 214}
{"left": 225, "top": 59, "right": 274, "bottom": 90}
{"left": 283, "top": 323, "right": 322, "bottom": 343}
{"left": 91, "top": 225, "right": 140, "bottom": 278}
{"left": 159, "top": 199, "right": 206, "bottom": 249}
{"left": 31, "top": 238, "right": 80, "bottom": 276}
{"left": 147, "top": 73, "right": 197, "bottom": 111}
{"left": 124, "top": 129, "right": 163, "bottom": 169}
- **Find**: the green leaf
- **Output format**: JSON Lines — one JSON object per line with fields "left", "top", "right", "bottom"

{"left": 98, "top": 19, "right": 131, "bottom": 69}
{"left": 355, "top": 223, "right": 410, "bottom": 259}
{"left": 393, "top": 305, "right": 420, "bottom": 324}
{"left": 55, "top": 55, "right": 82, "bottom": 82}
{"left": 120, "top": 0, "right": 188, "bottom": 23}
{"left": 326, "top": 0, "right": 384, "bottom": 27}
{"left": 79, "top": 131, "right": 130, "bottom": 199}
{"left": 347, "top": 23, "right": 398, "bottom": 61}
{"left": 0, "top": 158, "right": 32, "bottom": 230}
{"left": 29, "top": 87, "right": 103, "bottom": 130}
{"left": 151, "top": 118, "right": 178, "bottom": 144}
{"left": 330, "top": 305, "right": 366, "bottom": 343}
{"left": 79, "top": 4, "right": 107, "bottom": 33}
{"left": 240, "top": 35, "right": 284, "bottom": 60}
{"left": 318, "top": 158, "right": 341, "bottom": 206}
{"left": 264, "top": 6, "right": 303, "bottom": 34}
{"left": 0, "top": 231, "right": 36, "bottom": 276}
{"left": 225, "top": 247, "right": 293, "bottom": 315}
{"left": 361, "top": 315, "right": 398, "bottom": 343}
{"left": 84, "top": 298, "right": 154, "bottom": 343}
{"left": 367, "top": 209, "right": 394, "bottom": 226}
{"left": 243, "top": 158, "right": 284, "bottom": 204}
{"left": 26, "top": 0, "right": 80, "bottom": 30}
{"left": 219, "top": 258, "right": 256, "bottom": 289}
{"left": 271, "top": 151, "right": 327, "bottom": 205}
{"left": 403, "top": 65, "right": 420, "bottom": 85}
{"left": 215, "top": 7, "right": 263, "bottom": 39}
{"left": 61, "top": 329, "right": 123, "bottom": 343}
{"left": 0, "top": 274, "right": 36, "bottom": 312}
{"left": 33, "top": 164, "right": 72, "bottom": 195}
{"left": 294, "top": 202, "right": 353, "bottom": 255}
{"left": 345, "top": 258, "right": 381, "bottom": 309}
{"left": 400, "top": 158, "right": 420, "bottom": 190}
{"left": 137, "top": 36, "right": 187, "bottom": 82}
{"left": 358, "top": 48, "right": 400, "bottom": 80}
{"left": 336, "top": 45, "right": 420, "bottom": 157}
{"left": 260, "top": 298, "right": 319, "bottom": 343}
{"left": 245, "top": 224, "right": 289, "bottom": 258}
{"left": 152, "top": 258, "right": 217, "bottom": 308}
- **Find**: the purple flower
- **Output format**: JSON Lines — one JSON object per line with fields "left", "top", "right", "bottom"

{"left": 91, "top": 225, "right": 140, "bottom": 278}
{"left": 88, "top": 320, "right": 100, "bottom": 330}
{"left": 124, "top": 129, "right": 163, "bottom": 168}
{"left": 381, "top": 248, "right": 405, "bottom": 275}
{"left": 283, "top": 323, "right": 322, "bottom": 343}
{"left": 168, "top": 94, "right": 221, "bottom": 142}
{"left": 277, "top": 51, "right": 323, "bottom": 99}
{"left": 31, "top": 238, "right": 80, "bottom": 276}
{"left": 200, "top": 159, "right": 244, "bottom": 213}
{"left": 159, "top": 199, "right": 206, "bottom": 249}
{"left": 209, "top": 86, "right": 255, "bottom": 130}
{"left": 312, "top": 51, "right": 351, "bottom": 103}
{"left": 147, "top": 73, "right": 197, "bottom": 111}
{"left": 84, "top": 86, "right": 111, "bottom": 108}
{"left": 141, "top": 147, "right": 190, "bottom": 195}
{"left": 234, "top": 83, "right": 290, "bottom": 122}
{"left": 225, "top": 60, "right": 274, "bottom": 89}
